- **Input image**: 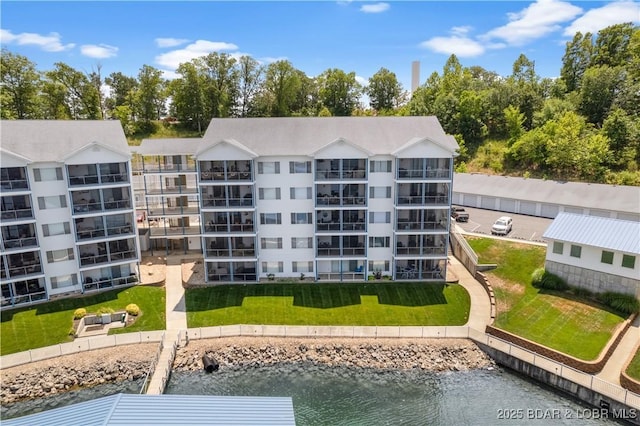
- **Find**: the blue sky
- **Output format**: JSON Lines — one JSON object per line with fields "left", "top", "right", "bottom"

{"left": 1, "top": 1, "right": 639, "bottom": 92}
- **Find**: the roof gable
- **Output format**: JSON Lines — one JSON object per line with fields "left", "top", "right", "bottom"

{"left": 62, "top": 141, "right": 130, "bottom": 165}
{"left": 392, "top": 136, "right": 456, "bottom": 158}
{"left": 196, "top": 139, "right": 259, "bottom": 161}
{"left": 311, "top": 137, "right": 372, "bottom": 158}
{"left": 0, "top": 148, "right": 32, "bottom": 166}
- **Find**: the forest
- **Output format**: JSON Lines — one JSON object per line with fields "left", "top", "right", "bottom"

{"left": 1, "top": 23, "right": 638, "bottom": 186}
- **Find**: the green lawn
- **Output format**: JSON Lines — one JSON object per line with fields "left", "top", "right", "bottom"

{"left": 186, "top": 282, "right": 470, "bottom": 328}
{"left": 467, "top": 237, "right": 626, "bottom": 361}
{"left": 0, "top": 286, "right": 165, "bottom": 356}
{"left": 627, "top": 348, "right": 640, "bottom": 381}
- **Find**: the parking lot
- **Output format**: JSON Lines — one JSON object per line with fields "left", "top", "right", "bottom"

{"left": 452, "top": 206, "right": 553, "bottom": 244}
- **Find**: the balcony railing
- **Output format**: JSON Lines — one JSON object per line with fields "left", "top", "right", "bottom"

{"left": 206, "top": 248, "right": 256, "bottom": 258}
{"left": 396, "top": 221, "right": 447, "bottom": 232}
{"left": 316, "top": 223, "right": 366, "bottom": 232}
{"left": 77, "top": 229, "right": 106, "bottom": 240}
{"left": 316, "top": 195, "right": 366, "bottom": 206}
{"left": 80, "top": 254, "right": 109, "bottom": 266}
{"left": 104, "top": 199, "right": 132, "bottom": 210}
{"left": 106, "top": 225, "right": 133, "bottom": 236}
{"left": 3, "top": 237, "right": 38, "bottom": 249}
{"left": 69, "top": 175, "right": 100, "bottom": 186}
{"left": 110, "top": 250, "right": 137, "bottom": 261}
{"left": 99, "top": 173, "right": 129, "bottom": 183}
{"left": 1, "top": 208, "right": 34, "bottom": 221}
{"left": 8, "top": 264, "right": 43, "bottom": 278}
{"left": 3, "top": 291, "right": 47, "bottom": 307}
{"left": 145, "top": 187, "right": 198, "bottom": 195}
{"left": 397, "top": 168, "right": 451, "bottom": 180}
{"left": 83, "top": 274, "right": 138, "bottom": 291}
{"left": 149, "top": 226, "right": 201, "bottom": 237}
{"left": 203, "top": 223, "right": 255, "bottom": 233}
{"left": 317, "top": 272, "right": 365, "bottom": 280}
{"left": 202, "top": 197, "right": 253, "bottom": 208}
{"left": 73, "top": 202, "right": 102, "bottom": 213}
{"left": 395, "top": 246, "right": 447, "bottom": 256}
{"left": 1, "top": 180, "right": 29, "bottom": 191}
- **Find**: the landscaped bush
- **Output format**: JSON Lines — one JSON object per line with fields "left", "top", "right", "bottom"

{"left": 96, "top": 306, "right": 115, "bottom": 315}
{"left": 597, "top": 292, "right": 640, "bottom": 315}
{"left": 126, "top": 303, "right": 140, "bottom": 316}
{"left": 73, "top": 308, "right": 87, "bottom": 320}
{"left": 531, "top": 268, "right": 568, "bottom": 291}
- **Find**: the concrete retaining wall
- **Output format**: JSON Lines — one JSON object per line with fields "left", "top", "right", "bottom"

{"left": 546, "top": 260, "right": 640, "bottom": 298}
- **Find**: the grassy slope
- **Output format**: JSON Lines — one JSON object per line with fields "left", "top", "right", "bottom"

{"left": 627, "top": 348, "right": 640, "bottom": 381}
{"left": 1, "top": 286, "right": 165, "bottom": 355}
{"left": 467, "top": 237, "right": 625, "bottom": 361}
{"left": 186, "top": 282, "right": 470, "bottom": 328}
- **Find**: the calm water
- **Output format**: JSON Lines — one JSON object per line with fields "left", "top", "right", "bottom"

{"left": 1, "top": 366, "right": 622, "bottom": 425}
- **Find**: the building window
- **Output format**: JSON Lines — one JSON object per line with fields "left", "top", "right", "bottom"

{"left": 292, "top": 237, "right": 313, "bottom": 249}
{"left": 262, "top": 261, "right": 283, "bottom": 273}
{"left": 369, "top": 186, "right": 391, "bottom": 199}
{"left": 292, "top": 261, "right": 314, "bottom": 273}
{"left": 369, "top": 211, "right": 391, "bottom": 224}
{"left": 370, "top": 160, "right": 392, "bottom": 173}
{"left": 290, "top": 187, "right": 312, "bottom": 200}
{"left": 289, "top": 161, "right": 311, "bottom": 174}
{"left": 291, "top": 212, "right": 312, "bottom": 224}
{"left": 261, "top": 237, "right": 283, "bottom": 249}
{"left": 51, "top": 274, "right": 78, "bottom": 289}
{"left": 34, "top": 167, "right": 63, "bottom": 182}
{"left": 260, "top": 213, "right": 282, "bottom": 224}
{"left": 570, "top": 245, "right": 582, "bottom": 258}
{"left": 369, "top": 237, "right": 390, "bottom": 248}
{"left": 258, "top": 188, "right": 281, "bottom": 200}
{"left": 37, "top": 195, "right": 67, "bottom": 209}
{"left": 622, "top": 254, "right": 636, "bottom": 269}
{"left": 258, "top": 161, "right": 280, "bottom": 174}
{"left": 552, "top": 241, "right": 564, "bottom": 255}
{"left": 368, "top": 260, "right": 390, "bottom": 272}
{"left": 46, "top": 248, "right": 75, "bottom": 263}
{"left": 601, "top": 251, "right": 614, "bottom": 265}
{"left": 42, "top": 222, "right": 71, "bottom": 236}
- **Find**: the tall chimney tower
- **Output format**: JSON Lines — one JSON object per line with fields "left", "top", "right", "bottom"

{"left": 411, "top": 61, "right": 420, "bottom": 93}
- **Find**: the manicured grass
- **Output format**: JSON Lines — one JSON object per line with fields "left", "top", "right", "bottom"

{"left": 467, "top": 237, "right": 626, "bottom": 361}
{"left": 186, "top": 282, "right": 470, "bottom": 328}
{"left": 627, "top": 348, "right": 640, "bottom": 381}
{"left": 0, "top": 286, "right": 165, "bottom": 355}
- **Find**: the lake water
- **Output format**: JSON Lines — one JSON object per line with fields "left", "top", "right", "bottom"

{"left": 1, "top": 365, "right": 620, "bottom": 425}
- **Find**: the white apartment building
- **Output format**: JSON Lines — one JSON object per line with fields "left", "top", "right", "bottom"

{"left": 134, "top": 116, "right": 459, "bottom": 283}
{"left": 1, "top": 121, "right": 141, "bottom": 308}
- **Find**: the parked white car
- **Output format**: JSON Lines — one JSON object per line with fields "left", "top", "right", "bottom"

{"left": 491, "top": 216, "right": 513, "bottom": 235}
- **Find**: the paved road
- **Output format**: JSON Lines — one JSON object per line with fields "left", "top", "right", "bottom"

{"left": 452, "top": 206, "right": 553, "bottom": 243}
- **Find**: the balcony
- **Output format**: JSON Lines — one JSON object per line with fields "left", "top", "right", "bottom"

{"left": 72, "top": 189, "right": 132, "bottom": 214}
{"left": 1, "top": 278, "right": 47, "bottom": 307}
{"left": 79, "top": 239, "right": 136, "bottom": 266}
{"left": 2, "top": 223, "right": 38, "bottom": 249}
{"left": 199, "top": 160, "right": 253, "bottom": 182}
{"left": 68, "top": 163, "right": 129, "bottom": 187}
{"left": 316, "top": 210, "right": 366, "bottom": 232}
{"left": 317, "top": 260, "right": 365, "bottom": 281}
{"left": 134, "top": 154, "right": 197, "bottom": 174}
{"left": 397, "top": 158, "right": 451, "bottom": 180}
{"left": 206, "top": 261, "right": 257, "bottom": 282}
{"left": 1, "top": 167, "right": 29, "bottom": 192}
{"left": 317, "top": 236, "right": 365, "bottom": 257}
{"left": 149, "top": 225, "right": 201, "bottom": 237}
{"left": 396, "top": 235, "right": 447, "bottom": 256}
{"left": 395, "top": 259, "right": 445, "bottom": 280}
{"left": 316, "top": 184, "right": 366, "bottom": 207}
{"left": 205, "top": 237, "right": 255, "bottom": 258}
{"left": 315, "top": 159, "right": 367, "bottom": 181}
{"left": 396, "top": 183, "right": 450, "bottom": 206}
{"left": 1, "top": 195, "right": 34, "bottom": 221}
{"left": 201, "top": 187, "right": 254, "bottom": 209}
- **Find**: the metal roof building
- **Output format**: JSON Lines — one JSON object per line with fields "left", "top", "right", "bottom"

{"left": 542, "top": 213, "right": 640, "bottom": 254}
{"left": 452, "top": 173, "right": 640, "bottom": 221}
{"left": 3, "top": 394, "right": 296, "bottom": 426}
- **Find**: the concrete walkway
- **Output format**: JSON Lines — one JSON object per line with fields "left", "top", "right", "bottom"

{"left": 447, "top": 255, "right": 492, "bottom": 330}
{"left": 597, "top": 314, "right": 640, "bottom": 385}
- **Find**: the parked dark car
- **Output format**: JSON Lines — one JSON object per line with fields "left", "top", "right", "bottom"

{"left": 451, "top": 206, "right": 469, "bottom": 222}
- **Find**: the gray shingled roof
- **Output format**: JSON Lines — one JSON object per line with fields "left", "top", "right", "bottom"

{"left": 453, "top": 173, "right": 640, "bottom": 215}
{"left": 1, "top": 120, "right": 130, "bottom": 162}
{"left": 198, "top": 116, "right": 459, "bottom": 156}
{"left": 133, "top": 138, "right": 202, "bottom": 155}
{"left": 543, "top": 212, "right": 640, "bottom": 254}
{"left": 3, "top": 393, "right": 296, "bottom": 426}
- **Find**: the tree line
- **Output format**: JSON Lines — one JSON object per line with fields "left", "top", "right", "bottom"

{"left": 1, "top": 23, "right": 638, "bottom": 185}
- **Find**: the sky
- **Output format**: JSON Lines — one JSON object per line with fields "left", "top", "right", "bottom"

{"left": 1, "top": 0, "right": 639, "bottom": 93}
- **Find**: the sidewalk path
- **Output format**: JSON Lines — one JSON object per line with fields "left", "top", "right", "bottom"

{"left": 165, "top": 256, "right": 187, "bottom": 331}
{"left": 447, "top": 255, "right": 492, "bottom": 330}
{"left": 597, "top": 314, "right": 640, "bottom": 385}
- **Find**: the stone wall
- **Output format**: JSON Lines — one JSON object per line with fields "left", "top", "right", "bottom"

{"left": 620, "top": 342, "right": 640, "bottom": 395}
{"left": 545, "top": 260, "right": 640, "bottom": 298}
{"left": 486, "top": 314, "right": 636, "bottom": 374}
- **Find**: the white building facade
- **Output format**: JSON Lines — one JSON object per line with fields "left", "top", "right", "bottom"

{"left": 543, "top": 213, "right": 640, "bottom": 298}
{"left": 134, "top": 117, "right": 459, "bottom": 283}
{"left": 1, "top": 121, "right": 141, "bottom": 309}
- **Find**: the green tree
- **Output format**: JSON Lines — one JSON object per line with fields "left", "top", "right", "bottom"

{"left": 455, "top": 90, "right": 487, "bottom": 147}
{"left": 317, "top": 68, "right": 362, "bottom": 116}
{"left": 593, "top": 22, "right": 636, "bottom": 68}
{"left": 0, "top": 50, "right": 42, "bottom": 119}
{"left": 105, "top": 71, "right": 138, "bottom": 119}
{"left": 366, "top": 67, "right": 404, "bottom": 112}
{"left": 504, "top": 105, "right": 525, "bottom": 145}
{"left": 578, "top": 65, "right": 623, "bottom": 126}
{"left": 135, "top": 64, "right": 166, "bottom": 124}
{"left": 40, "top": 80, "right": 70, "bottom": 119}
{"left": 602, "top": 108, "right": 639, "bottom": 168}
{"left": 560, "top": 32, "right": 593, "bottom": 92}
{"left": 46, "top": 62, "right": 101, "bottom": 119}
{"left": 200, "top": 52, "right": 239, "bottom": 119}
{"left": 237, "top": 55, "right": 264, "bottom": 117}
{"left": 264, "top": 60, "right": 301, "bottom": 117}
{"left": 407, "top": 71, "right": 440, "bottom": 116}
{"left": 170, "top": 61, "right": 206, "bottom": 131}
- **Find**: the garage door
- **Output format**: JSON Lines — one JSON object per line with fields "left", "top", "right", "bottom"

{"left": 520, "top": 201, "right": 537, "bottom": 216}
{"left": 499, "top": 198, "right": 517, "bottom": 213}
{"left": 481, "top": 196, "right": 497, "bottom": 210}
{"left": 452, "top": 192, "right": 462, "bottom": 205}
{"left": 462, "top": 194, "right": 479, "bottom": 208}
{"left": 564, "top": 207, "right": 584, "bottom": 215}
{"left": 589, "top": 209, "right": 610, "bottom": 218}
{"left": 540, "top": 204, "right": 559, "bottom": 218}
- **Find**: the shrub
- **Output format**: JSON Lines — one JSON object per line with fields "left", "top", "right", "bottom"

{"left": 126, "top": 303, "right": 140, "bottom": 316}
{"left": 96, "top": 306, "right": 115, "bottom": 315}
{"left": 597, "top": 292, "right": 640, "bottom": 315}
{"left": 73, "top": 308, "right": 87, "bottom": 320}
{"left": 531, "top": 268, "right": 568, "bottom": 291}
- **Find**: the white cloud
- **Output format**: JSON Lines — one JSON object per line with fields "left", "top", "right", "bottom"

{"left": 564, "top": 1, "right": 640, "bottom": 36}
{"left": 155, "top": 39, "right": 239, "bottom": 69}
{"left": 160, "top": 69, "right": 180, "bottom": 80}
{"left": 481, "top": 0, "right": 583, "bottom": 45}
{"left": 420, "top": 36, "right": 485, "bottom": 58}
{"left": 450, "top": 26, "right": 473, "bottom": 36}
{"left": 0, "top": 29, "right": 75, "bottom": 52}
{"left": 155, "top": 37, "right": 190, "bottom": 48}
{"left": 355, "top": 75, "right": 368, "bottom": 87}
{"left": 260, "top": 56, "right": 288, "bottom": 64}
{"left": 360, "top": 2, "right": 390, "bottom": 13}
{"left": 80, "top": 44, "right": 118, "bottom": 59}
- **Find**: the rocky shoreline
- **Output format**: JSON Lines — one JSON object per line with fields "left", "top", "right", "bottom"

{"left": 1, "top": 337, "right": 495, "bottom": 405}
